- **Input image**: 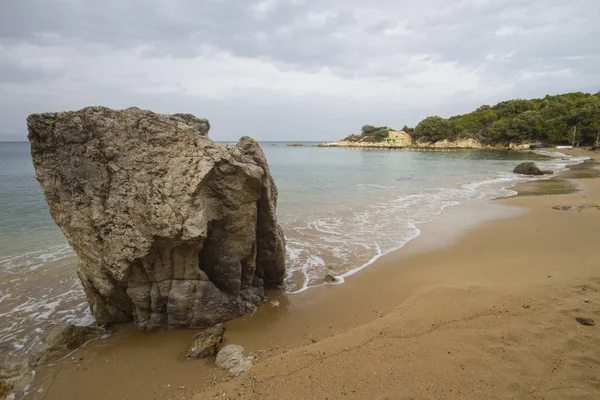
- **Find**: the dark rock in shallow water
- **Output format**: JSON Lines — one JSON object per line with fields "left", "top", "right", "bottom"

{"left": 27, "top": 107, "right": 286, "bottom": 332}
{"left": 324, "top": 274, "right": 339, "bottom": 284}
{"left": 186, "top": 324, "right": 225, "bottom": 359}
{"left": 513, "top": 162, "right": 550, "bottom": 175}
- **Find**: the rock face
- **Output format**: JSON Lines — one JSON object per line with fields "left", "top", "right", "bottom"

{"left": 186, "top": 324, "right": 225, "bottom": 359}
{"left": 27, "top": 107, "right": 286, "bottom": 332}
{"left": 513, "top": 162, "right": 552, "bottom": 175}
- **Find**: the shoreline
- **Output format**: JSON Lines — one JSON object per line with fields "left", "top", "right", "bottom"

{"left": 314, "top": 140, "right": 545, "bottom": 150}
{"left": 30, "top": 149, "right": 600, "bottom": 399}
{"left": 286, "top": 149, "right": 588, "bottom": 295}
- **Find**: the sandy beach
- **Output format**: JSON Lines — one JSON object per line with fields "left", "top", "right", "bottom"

{"left": 36, "top": 150, "right": 600, "bottom": 400}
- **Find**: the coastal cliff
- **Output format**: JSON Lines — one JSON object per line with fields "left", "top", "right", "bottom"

{"left": 27, "top": 107, "right": 286, "bottom": 332}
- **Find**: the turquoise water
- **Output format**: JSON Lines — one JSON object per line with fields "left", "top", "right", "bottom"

{"left": 0, "top": 141, "right": 587, "bottom": 357}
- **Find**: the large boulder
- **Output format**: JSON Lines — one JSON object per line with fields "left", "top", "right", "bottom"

{"left": 27, "top": 107, "right": 286, "bottom": 332}
{"left": 513, "top": 162, "right": 552, "bottom": 176}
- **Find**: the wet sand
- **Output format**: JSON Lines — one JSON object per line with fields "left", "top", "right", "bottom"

{"left": 37, "top": 150, "right": 600, "bottom": 400}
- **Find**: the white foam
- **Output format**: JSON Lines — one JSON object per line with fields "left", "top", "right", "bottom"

{"left": 0, "top": 243, "right": 74, "bottom": 274}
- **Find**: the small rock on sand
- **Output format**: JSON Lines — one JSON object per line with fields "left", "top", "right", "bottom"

{"left": 324, "top": 274, "right": 339, "bottom": 284}
{"left": 552, "top": 204, "right": 588, "bottom": 211}
{"left": 215, "top": 345, "right": 253, "bottom": 376}
{"left": 575, "top": 317, "right": 595, "bottom": 326}
{"left": 186, "top": 324, "right": 225, "bottom": 359}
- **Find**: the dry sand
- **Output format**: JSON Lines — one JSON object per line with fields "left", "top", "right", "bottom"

{"left": 37, "top": 151, "right": 600, "bottom": 400}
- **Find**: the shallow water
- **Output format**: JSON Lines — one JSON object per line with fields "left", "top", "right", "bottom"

{"left": 0, "top": 141, "right": 588, "bottom": 360}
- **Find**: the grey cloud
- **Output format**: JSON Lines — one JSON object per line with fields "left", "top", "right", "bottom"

{"left": 0, "top": 0, "right": 599, "bottom": 140}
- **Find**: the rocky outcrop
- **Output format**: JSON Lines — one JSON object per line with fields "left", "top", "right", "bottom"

{"left": 318, "top": 136, "right": 535, "bottom": 150}
{"left": 513, "top": 162, "right": 553, "bottom": 176}
{"left": 27, "top": 107, "right": 286, "bottom": 332}
{"left": 417, "top": 138, "right": 484, "bottom": 149}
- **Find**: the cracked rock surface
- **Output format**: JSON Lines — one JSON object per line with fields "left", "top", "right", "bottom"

{"left": 27, "top": 106, "right": 286, "bottom": 331}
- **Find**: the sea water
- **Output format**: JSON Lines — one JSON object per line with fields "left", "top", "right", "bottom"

{"left": 0, "top": 141, "right": 588, "bottom": 359}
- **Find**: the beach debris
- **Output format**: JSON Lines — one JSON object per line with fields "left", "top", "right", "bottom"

{"left": 575, "top": 317, "right": 595, "bottom": 326}
{"left": 522, "top": 304, "right": 530, "bottom": 309}
{"left": 584, "top": 299, "right": 590, "bottom": 303}
{"left": 552, "top": 204, "right": 588, "bottom": 211}
{"left": 324, "top": 274, "right": 340, "bottom": 284}
{"left": 513, "top": 162, "right": 552, "bottom": 176}
{"left": 269, "top": 300, "right": 280, "bottom": 307}
{"left": 27, "top": 107, "right": 286, "bottom": 332}
{"left": 186, "top": 324, "right": 225, "bottom": 359}
{"left": 215, "top": 345, "right": 254, "bottom": 376}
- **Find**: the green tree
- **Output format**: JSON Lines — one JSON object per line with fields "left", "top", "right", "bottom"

{"left": 414, "top": 116, "right": 453, "bottom": 142}
{"left": 409, "top": 91, "right": 600, "bottom": 146}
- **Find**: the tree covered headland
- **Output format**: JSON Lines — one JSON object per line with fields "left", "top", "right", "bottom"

{"left": 412, "top": 91, "right": 600, "bottom": 146}
{"left": 342, "top": 125, "right": 394, "bottom": 143}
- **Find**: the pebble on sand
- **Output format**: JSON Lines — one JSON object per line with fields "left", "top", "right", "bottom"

{"left": 575, "top": 317, "right": 595, "bottom": 326}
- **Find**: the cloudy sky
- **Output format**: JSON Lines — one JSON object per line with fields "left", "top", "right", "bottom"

{"left": 1, "top": 0, "right": 599, "bottom": 141}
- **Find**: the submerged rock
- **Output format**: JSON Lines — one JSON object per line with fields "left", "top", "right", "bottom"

{"left": 0, "top": 323, "right": 108, "bottom": 398}
{"left": 27, "top": 107, "right": 286, "bottom": 332}
{"left": 0, "top": 348, "right": 32, "bottom": 399}
{"left": 513, "top": 162, "right": 551, "bottom": 175}
{"left": 215, "top": 344, "right": 253, "bottom": 376}
{"left": 186, "top": 324, "right": 225, "bottom": 359}
{"left": 35, "top": 324, "right": 109, "bottom": 363}
{"left": 324, "top": 274, "right": 340, "bottom": 284}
